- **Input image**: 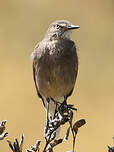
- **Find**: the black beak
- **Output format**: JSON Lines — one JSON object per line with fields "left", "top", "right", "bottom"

{"left": 68, "top": 24, "right": 80, "bottom": 30}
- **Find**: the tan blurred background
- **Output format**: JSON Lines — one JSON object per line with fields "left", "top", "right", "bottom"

{"left": 0, "top": 0, "right": 113, "bottom": 151}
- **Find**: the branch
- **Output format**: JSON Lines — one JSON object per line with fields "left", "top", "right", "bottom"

{"left": 6, "top": 102, "right": 86, "bottom": 152}
{"left": 0, "top": 120, "right": 8, "bottom": 141}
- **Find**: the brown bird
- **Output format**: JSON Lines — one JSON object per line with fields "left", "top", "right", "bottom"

{"left": 31, "top": 20, "right": 80, "bottom": 138}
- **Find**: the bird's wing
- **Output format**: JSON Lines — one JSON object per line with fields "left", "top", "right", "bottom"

{"left": 33, "top": 61, "right": 45, "bottom": 107}
{"left": 66, "top": 42, "right": 78, "bottom": 99}
{"left": 32, "top": 44, "right": 45, "bottom": 107}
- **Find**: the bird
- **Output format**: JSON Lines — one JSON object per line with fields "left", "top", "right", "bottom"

{"left": 31, "top": 20, "right": 80, "bottom": 138}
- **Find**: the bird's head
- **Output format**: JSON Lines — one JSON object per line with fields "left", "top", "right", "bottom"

{"left": 45, "top": 20, "right": 80, "bottom": 40}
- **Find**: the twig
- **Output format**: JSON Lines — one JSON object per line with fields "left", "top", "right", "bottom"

{"left": 0, "top": 120, "right": 8, "bottom": 140}
{"left": 7, "top": 134, "right": 24, "bottom": 152}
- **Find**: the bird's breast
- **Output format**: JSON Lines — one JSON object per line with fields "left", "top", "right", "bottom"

{"left": 37, "top": 40, "right": 78, "bottom": 100}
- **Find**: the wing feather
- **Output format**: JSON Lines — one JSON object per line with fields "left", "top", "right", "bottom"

{"left": 32, "top": 45, "right": 45, "bottom": 107}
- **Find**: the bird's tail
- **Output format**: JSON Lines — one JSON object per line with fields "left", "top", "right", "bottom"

{"left": 44, "top": 98, "right": 63, "bottom": 139}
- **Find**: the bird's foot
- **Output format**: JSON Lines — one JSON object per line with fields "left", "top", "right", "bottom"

{"left": 58, "top": 101, "right": 77, "bottom": 116}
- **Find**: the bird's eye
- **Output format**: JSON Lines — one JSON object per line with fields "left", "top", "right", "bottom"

{"left": 56, "top": 24, "right": 63, "bottom": 29}
{"left": 56, "top": 24, "right": 60, "bottom": 29}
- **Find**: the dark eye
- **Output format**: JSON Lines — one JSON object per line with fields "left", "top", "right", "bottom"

{"left": 56, "top": 24, "right": 60, "bottom": 29}
{"left": 56, "top": 24, "right": 63, "bottom": 29}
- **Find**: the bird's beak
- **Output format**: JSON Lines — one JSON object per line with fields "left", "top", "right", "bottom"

{"left": 68, "top": 24, "right": 80, "bottom": 30}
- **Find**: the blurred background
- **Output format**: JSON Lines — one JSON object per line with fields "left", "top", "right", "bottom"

{"left": 0, "top": 0, "right": 113, "bottom": 151}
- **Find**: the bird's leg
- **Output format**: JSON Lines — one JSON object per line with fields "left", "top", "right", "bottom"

{"left": 45, "top": 98, "right": 50, "bottom": 136}
{"left": 63, "top": 96, "right": 67, "bottom": 106}
{"left": 64, "top": 96, "right": 70, "bottom": 115}
{"left": 58, "top": 97, "right": 68, "bottom": 115}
